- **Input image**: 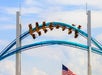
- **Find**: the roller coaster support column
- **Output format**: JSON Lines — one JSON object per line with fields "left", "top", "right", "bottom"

{"left": 16, "top": 11, "right": 21, "bottom": 75}
{"left": 87, "top": 10, "right": 92, "bottom": 75}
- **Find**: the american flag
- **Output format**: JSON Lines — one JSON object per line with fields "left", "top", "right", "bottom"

{"left": 62, "top": 64, "right": 76, "bottom": 75}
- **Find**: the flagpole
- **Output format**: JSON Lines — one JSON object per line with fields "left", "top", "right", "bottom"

{"left": 87, "top": 10, "right": 92, "bottom": 75}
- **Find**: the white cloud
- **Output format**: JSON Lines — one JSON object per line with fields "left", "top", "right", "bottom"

{"left": 25, "top": 0, "right": 34, "bottom": 5}
{"left": 96, "top": 34, "right": 102, "bottom": 44}
{"left": 91, "top": 11, "right": 102, "bottom": 28}
{"left": 87, "top": 0, "right": 102, "bottom": 9}
{"left": 0, "top": 40, "right": 102, "bottom": 75}
{"left": 46, "top": 0, "right": 102, "bottom": 9}
{"left": 40, "top": 10, "right": 87, "bottom": 27}
{"left": 63, "top": 46, "right": 102, "bottom": 75}
{"left": 32, "top": 67, "right": 48, "bottom": 75}
{"left": 23, "top": 45, "right": 88, "bottom": 75}
{"left": 24, "top": 0, "right": 41, "bottom": 6}
{"left": 91, "top": 53, "right": 102, "bottom": 75}
{"left": 45, "top": 0, "right": 84, "bottom": 5}
{"left": 21, "top": 7, "right": 42, "bottom": 15}
{"left": 24, "top": 0, "right": 102, "bottom": 9}
{"left": 39, "top": 10, "right": 102, "bottom": 29}
{"left": 0, "top": 60, "right": 15, "bottom": 75}
{"left": 4, "top": 7, "right": 42, "bottom": 15}
{"left": 62, "top": 47, "right": 87, "bottom": 75}
{"left": 22, "top": 0, "right": 102, "bottom": 29}
{"left": 22, "top": 44, "right": 90, "bottom": 75}
{"left": 2, "top": 0, "right": 102, "bottom": 30}
{"left": 23, "top": 46, "right": 64, "bottom": 61}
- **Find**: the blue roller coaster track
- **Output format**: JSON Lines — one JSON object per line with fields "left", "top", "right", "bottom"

{"left": 0, "top": 22, "right": 102, "bottom": 61}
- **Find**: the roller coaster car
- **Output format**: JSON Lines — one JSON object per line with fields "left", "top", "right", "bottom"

{"left": 42, "top": 22, "right": 48, "bottom": 33}
{"left": 49, "top": 23, "right": 54, "bottom": 30}
{"left": 38, "top": 31, "right": 41, "bottom": 36}
{"left": 78, "top": 25, "right": 81, "bottom": 29}
{"left": 44, "top": 29, "right": 47, "bottom": 33}
{"left": 36, "top": 22, "right": 39, "bottom": 27}
{"left": 43, "top": 21, "right": 46, "bottom": 26}
{"left": 55, "top": 25, "right": 60, "bottom": 29}
{"left": 35, "top": 22, "right": 40, "bottom": 32}
{"left": 68, "top": 28, "right": 72, "bottom": 34}
{"left": 31, "top": 34, "right": 36, "bottom": 39}
{"left": 62, "top": 26, "right": 66, "bottom": 31}
{"left": 29, "top": 24, "right": 33, "bottom": 34}
{"left": 72, "top": 24, "right": 76, "bottom": 26}
{"left": 74, "top": 30, "right": 78, "bottom": 38}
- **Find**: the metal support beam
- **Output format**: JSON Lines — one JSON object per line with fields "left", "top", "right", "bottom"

{"left": 87, "top": 10, "right": 92, "bottom": 75}
{"left": 16, "top": 11, "right": 21, "bottom": 75}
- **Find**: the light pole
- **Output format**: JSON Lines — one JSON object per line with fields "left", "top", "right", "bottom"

{"left": 87, "top": 10, "right": 92, "bottom": 75}
{"left": 16, "top": 11, "right": 21, "bottom": 75}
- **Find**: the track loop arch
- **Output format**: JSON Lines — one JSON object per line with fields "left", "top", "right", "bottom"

{"left": 0, "top": 22, "right": 102, "bottom": 61}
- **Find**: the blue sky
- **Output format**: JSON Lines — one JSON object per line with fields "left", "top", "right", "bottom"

{"left": 0, "top": 0, "right": 102, "bottom": 75}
